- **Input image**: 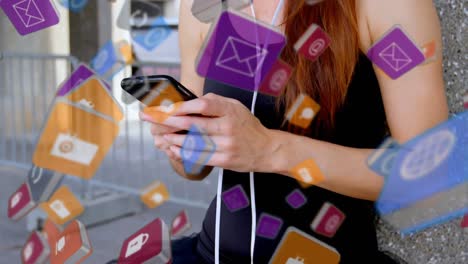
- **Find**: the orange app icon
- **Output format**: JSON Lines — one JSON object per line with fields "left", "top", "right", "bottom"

{"left": 291, "top": 159, "right": 326, "bottom": 185}
{"left": 116, "top": 40, "right": 134, "bottom": 65}
{"left": 41, "top": 186, "right": 84, "bottom": 225}
{"left": 42, "top": 219, "right": 63, "bottom": 249}
{"left": 50, "top": 220, "right": 92, "bottom": 264}
{"left": 140, "top": 181, "right": 170, "bottom": 209}
{"left": 285, "top": 94, "right": 320, "bottom": 128}
{"left": 269, "top": 227, "right": 340, "bottom": 264}
{"left": 66, "top": 78, "right": 124, "bottom": 122}
{"left": 33, "top": 100, "right": 119, "bottom": 179}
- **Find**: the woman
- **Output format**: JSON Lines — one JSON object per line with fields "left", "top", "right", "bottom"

{"left": 141, "top": 0, "right": 448, "bottom": 263}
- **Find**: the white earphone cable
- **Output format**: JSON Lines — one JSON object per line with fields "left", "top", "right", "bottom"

{"left": 215, "top": 1, "right": 285, "bottom": 264}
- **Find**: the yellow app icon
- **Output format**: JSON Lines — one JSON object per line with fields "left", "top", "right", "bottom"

{"left": 286, "top": 94, "right": 320, "bottom": 129}
{"left": 269, "top": 227, "right": 340, "bottom": 264}
{"left": 66, "top": 78, "right": 124, "bottom": 122}
{"left": 116, "top": 40, "right": 134, "bottom": 65}
{"left": 33, "top": 101, "right": 120, "bottom": 179}
{"left": 291, "top": 159, "right": 326, "bottom": 185}
{"left": 141, "top": 81, "right": 184, "bottom": 108}
{"left": 140, "top": 181, "right": 170, "bottom": 209}
{"left": 41, "top": 186, "right": 84, "bottom": 225}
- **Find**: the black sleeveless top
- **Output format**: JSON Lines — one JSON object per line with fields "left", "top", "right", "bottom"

{"left": 196, "top": 54, "right": 393, "bottom": 264}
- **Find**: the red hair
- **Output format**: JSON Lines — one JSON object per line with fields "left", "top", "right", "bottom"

{"left": 280, "top": 0, "right": 360, "bottom": 135}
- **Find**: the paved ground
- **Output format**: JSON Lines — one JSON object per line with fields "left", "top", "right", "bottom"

{"left": 0, "top": 164, "right": 216, "bottom": 264}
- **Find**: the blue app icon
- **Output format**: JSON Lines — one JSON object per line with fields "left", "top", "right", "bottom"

{"left": 90, "top": 41, "right": 122, "bottom": 81}
{"left": 377, "top": 111, "right": 468, "bottom": 234}
{"left": 181, "top": 125, "right": 216, "bottom": 175}
{"left": 59, "top": 0, "right": 89, "bottom": 13}
{"left": 367, "top": 137, "right": 401, "bottom": 178}
{"left": 132, "top": 17, "right": 172, "bottom": 51}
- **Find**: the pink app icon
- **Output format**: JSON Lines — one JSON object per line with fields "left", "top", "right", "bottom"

{"left": 8, "top": 182, "right": 36, "bottom": 221}
{"left": 118, "top": 218, "right": 171, "bottom": 264}
{"left": 171, "top": 210, "right": 191, "bottom": 238}
{"left": 22, "top": 231, "right": 50, "bottom": 264}
{"left": 258, "top": 59, "right": 292, "bottom": 97}
{"left": 461, "top": 214, "right": 468, "bottom": 229}
{"left": 294, "top": 24, "right": 331, "bottom": 62}
{"left": 463, "top": 93, "right": 468, "bottom": 109}
{"left": 311, "top": 202, "right": 346, "bottom": 238}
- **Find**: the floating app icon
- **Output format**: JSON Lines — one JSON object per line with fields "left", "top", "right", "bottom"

{"left": 294, "top": 24, "right": 331, "bottom": 62}
{"left": 33, "top": 100, "right": 120, "bottom": 179}
{"left": 27, "top": 165, "right": 63, "bottom": 202}
{"left": 463, "top": 93, "right": 468, "bottom": 109}
{"left": 377, "top": 112, "right": 468, "bottom": 234}
{"left": 66, "top": 77, "right": 124, "bottom": 121}
{"left": 90, "top": 41, "right": 125, "bottom": 81}
{"left": 311, "top": 202, "right": 346, "bottom": 238}
{"left": 420, "top": 40, "right": 437, "bottom": 64}
{"left": 0, "top": 0, "right": 60, "bottom": 36}
{"left": 256, "top": 213, "right": 283, "bottom": 239}
{"left": 367, "top": 137, "right": 401, "bottom": 178}
{"left": 56, "top": 64, "right": 111, "bottom": 97}
{"left": 462, "top": 214, "right": 468, "bottom": 230}
{"left": 42, "top": 219, "right": 63, "bottom": 250}
{"left": 132, "top": 17, "right": 172, "bottom": 51}
{"left": 117, "top": 0, "right": 162, "bottom": 30}
{"left": 8, "top": 182, "right": 36, "bottom": 221}
{"left": 50, "top": 220, "right": 92, "bottom": 264}
{"left": 290, "top": 159, "right": 325, "bottom": 185}
{"left": 191, "top": 0, "right": 252, "bottom": 23}
{"left": 367, "top": 25, "right": 425, "bottom": 79}
{"left": 197, "top": 10, "right": 286, "bottom": 91}
{"left": 118, "top": 218, "right": 171, "bottom": 264}
{"left": 181, "top": 125, "right": 216, "bottom": 175}
{"left": 140, "top": 181, "right": 170, "bottom": 209}
{"left": 41, "top": 186, "right": 84, "bottom": 225}
{"left": 171, "top": 210, "right": 191, "bottom": 237}
{"left": 58, "top": 0, "right": 88, "bottom": 13}
{"left": 286, "top": 189, "right": 307, "bottom": 209}
{"left": 116, "top": 40, "right": 134, "bottom": 65}
{"left": 285, "top": 94, "right": 321, "bottom": 129}
{"left": 22, "top": 231, "right": 50, "bottom": 264}
{"left": 222, "top": 184, "right": 250, "bottom": 212}
{"left": 269, "top": 227, "right": 340, "bottom": 264}
{"left": 258, "top": 59, "right": 292, "bottom": 97}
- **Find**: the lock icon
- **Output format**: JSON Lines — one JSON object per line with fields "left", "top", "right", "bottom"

{"left": 286, "top": 257, "right": 305, "bottom": 264}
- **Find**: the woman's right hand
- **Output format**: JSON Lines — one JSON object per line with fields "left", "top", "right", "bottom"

{"left": 139, "top": 111, "right": 183, "bottom": 162}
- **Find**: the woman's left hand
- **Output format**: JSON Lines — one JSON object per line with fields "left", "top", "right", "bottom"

{"left": 152, "top": 93, "right": 275, "bottom": 172}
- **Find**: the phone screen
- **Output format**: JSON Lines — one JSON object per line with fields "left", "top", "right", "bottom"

{"left": 121, "top": 76, "right": 194, "bottom": 108}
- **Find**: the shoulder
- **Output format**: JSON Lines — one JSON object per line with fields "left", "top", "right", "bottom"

{"left": 355, "top": 0, "right": 439, "bottom": 52}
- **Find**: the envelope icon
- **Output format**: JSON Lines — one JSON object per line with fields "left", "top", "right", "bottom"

{"left": 13, "top": 0, "right": 45, "bottom": 28}
{"left": 379, "top": 42, "right": 412, "bottom": 72}
{"left": 215, "top": 36, "right": 268, "bottom": 77}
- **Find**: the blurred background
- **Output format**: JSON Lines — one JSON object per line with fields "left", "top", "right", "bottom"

{"left": 0, "top": 0, "right": 466, "bottom": 263}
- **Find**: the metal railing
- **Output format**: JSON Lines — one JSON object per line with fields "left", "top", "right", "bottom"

{"left": 0, "top": 52, "right": 216, "bottom": 217}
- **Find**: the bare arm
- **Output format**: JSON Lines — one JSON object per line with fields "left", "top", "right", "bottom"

{"left": 168, "top": 0, "right": 213, "bottom": 180}
{"left": 259, "top": 0, "right": 448, "bottom": 201}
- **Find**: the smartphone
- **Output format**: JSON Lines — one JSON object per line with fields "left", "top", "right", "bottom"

{"left": 120, "top": 75, "right": 197, "bottom": 107}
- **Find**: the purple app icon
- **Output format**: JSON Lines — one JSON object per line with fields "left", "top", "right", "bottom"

{"left": 222, "top": 184, "right": 250, "bottom": 212}
{"left": 56, "top": 64, "right": 111, "bottom": 96}
{"left": 367, "top": 25, "right": 425, "bottom": 79}
{"left": 196, "top": 10, "right": 286, "bottom": 91}
{"left": 0, "top": 0, "right": 60, "bottom": 36}
{"left": 256, "top": 213, "right": 283, "bottom": 239}
{"left": 286, "top": 189, "right": 307, "bottom": 209}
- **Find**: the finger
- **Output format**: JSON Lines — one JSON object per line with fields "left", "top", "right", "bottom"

{"left": 165, "top": 148, "right": 182, "bottom": 163}
{"left": 162, "top": 116, "right": 224, "bottom": 135}
{"left": 173, "top": 94, "right": 228, "bottom": 117}
{"left": 154, "top": 136, "right": 170, "bottom": 151}
{"left": 164, "top": 133, "right": 229, "bottom": 150}
{"left": 150, "top": 123, "right": 181, "bottom": 136}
